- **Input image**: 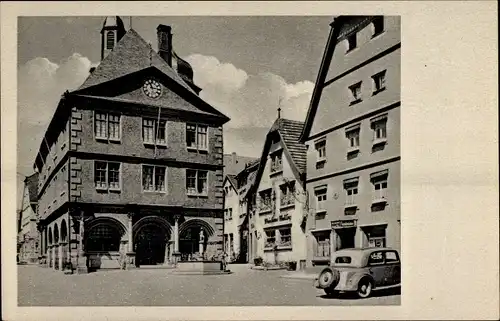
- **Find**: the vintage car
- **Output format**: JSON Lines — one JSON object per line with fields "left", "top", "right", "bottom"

{"left": 314, "top": 247, "right": 401, "bottom": 298}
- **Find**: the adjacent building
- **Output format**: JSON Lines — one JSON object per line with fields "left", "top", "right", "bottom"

{"left": 223, "top": 158, "right": 259, "bottom": 263}
{"left": 248, "top": 116, "right": 308, "bottom": 267}
{"left": 300, "top": 16, "right": 401, "bottom": 267}
{"left": 17, "top": 173, "right": 40, "bottom": 264}
{"left": 34, "top": 16, "right": 229, "bottom": 273}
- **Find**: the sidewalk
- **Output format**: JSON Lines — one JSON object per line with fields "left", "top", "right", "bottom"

{"left": 279, "top": 266, "right": 324, "bottom": 280}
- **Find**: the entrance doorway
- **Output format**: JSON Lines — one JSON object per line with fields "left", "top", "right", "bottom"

{"left": 335, "top": 227, "right": 356, "bottom": 250}
{"left": 135, "top": 223, "right": 168, "bottom": 265}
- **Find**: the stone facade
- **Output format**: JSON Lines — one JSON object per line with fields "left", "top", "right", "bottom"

{"left": 34, "top": 17, "right": 229, "bottom": 273}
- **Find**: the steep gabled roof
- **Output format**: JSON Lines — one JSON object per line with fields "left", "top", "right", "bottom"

{"left": 224, "top": 174, "right": 238, "bottom": 191}
{"left": 300, "top": 17, "right": 344, "bottom": 142}
{"left": 274, "top": 118, "right": 307, "bottom": 173}
{"left": 251, "top": 118, "right": 307, "bottom": 194}
{"left": 76, "top": 29, "right": 195, "bottom": 94}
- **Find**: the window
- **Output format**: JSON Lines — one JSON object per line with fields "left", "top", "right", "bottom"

{"left": 371, "top": 117, "right": 387, "bottom": 141}
{"left": 270, "top": 151, "right": 283, "bottom": 173}
{"left": 315, "top": 232, "right": 330, "bottom": 257}
{"left": 349, "top": 82, "right": 362, "bottom": 104}
{"left": 106, "top": 31, "right": 115, "bottom": 50}
{"left": 94, "top": 161, "right": 121, "bottom": 191}
{"left": 372, "top": 16, "right": 384, "bottom": 37}
{"left": 186, "top": 169, "right": 208, "bottom": 196}
{"left": 278, "top": 228, "right": 291, "bottom": 246}
{"left": 86, "top": 223, "right": 120, "bottom": 252}
{"left": 280, "top": 181, "right": 295, "bottom": 207}
{"left": 373, "top": 179, "right": 388, "bottom": 200}
{"left": 259, "top": 189, "right": 272, "bottom": 212}
{"left": 95, "top": 112, "right": 121, "bottom": 141}
{"left": 142, "top": 119, "right": 167, "bottom": 145}
{"left": 347, "top": 33, "right": 357, "bottom": 51}
{"left": 186, "top": 124, "right": 208, "bottom": 151}
{"left": 345, "top": 185, "right": 358, "bottom": 205}
{"left": 368, "top": 251, "right": 385, "bottom": 265}
{"left": 315, "top": 187, "right": 327, "bottom": 212}
{"left": 372, "top": 70, "right": 387, "bottom": 94}
{"left": 368, "top": 227, "right": 386, "bottom": 247}
{"left": 385, "top": 251, "right": 399, "bottom": 263}
{"left": 142, "top": 165, "right": 166, "bottom": 192}
{"left": 335, "top": 256, "right": 352, "bottom": 264}
{"left": 315, "top": 139, "right": 326, "bottom": 162}
{"left": 265, "top": 230, "right": 276, "bottom": 248}
{"left": 346, "top": 128, "right": 360, "bottom": 149}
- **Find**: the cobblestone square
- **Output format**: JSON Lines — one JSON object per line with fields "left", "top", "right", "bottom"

{"left": 18, "top": 265, "right": 400, "bottom": 306}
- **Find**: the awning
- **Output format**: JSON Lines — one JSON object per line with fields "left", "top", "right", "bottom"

{"left": 370, "top": 113, "right": 388, "bottom": 123}
{"left": 314, "top": 184, "right": 328, "bottom": 192}
{"left": 343, "top": 177, "right": 359, "bottom": 185}
{"left": 370, "top": 169, "right": 389, "bottom": 180}
{"left": 345, "top": 123, "right": 361, "bottom": 132}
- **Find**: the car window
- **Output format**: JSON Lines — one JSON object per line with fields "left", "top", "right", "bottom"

{"left": 385, "top": 251, "right": 399, "bottom": 263}
{"left": 335, "top": 256, "right": 352, "bottom": 264}
{"left": 368, "top": 251, "right": 384, "bottom": 265}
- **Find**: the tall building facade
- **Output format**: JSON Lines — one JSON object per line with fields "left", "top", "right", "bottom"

{"left": 34, "top": 16, "right": 229, "bottom": 273}
{"left": 17, "top": 173, "right": 40, "bottom": 264}
{"left": 223, "top": 158, "right": 259, "bottom": 263}
{"left": 300, "top": 16, "right": 401, "bottom": 267}
{"left": 248, "top": 117, "right": 308, "bottom": 267}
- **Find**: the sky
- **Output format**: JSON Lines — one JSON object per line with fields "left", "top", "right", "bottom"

{"left": 17, "top": 16, "right": 333, "bottom": 209}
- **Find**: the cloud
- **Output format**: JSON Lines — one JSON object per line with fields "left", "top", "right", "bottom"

{"left": 186, "top": 54, "right": 248, "bottom": 93}
{"left": 17, "top": 53, "right": 93, "bottom": 174}
{"left": 186, "top": 54, "right": 313, "bottom": 129}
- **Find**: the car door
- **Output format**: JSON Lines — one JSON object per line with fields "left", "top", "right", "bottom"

{"left": 367, "top": 250, "right": 386, "bottom": 287}
{"left": 384, "top": 250, "right": 401, "bottom": 285}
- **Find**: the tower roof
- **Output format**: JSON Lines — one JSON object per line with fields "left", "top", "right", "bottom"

{"left": 102, "top": 16, "right": 125, "bottom": 29}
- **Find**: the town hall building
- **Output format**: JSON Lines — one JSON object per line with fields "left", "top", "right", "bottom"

{"left": 34, "top": 16, "right": 229, "bottom": 273}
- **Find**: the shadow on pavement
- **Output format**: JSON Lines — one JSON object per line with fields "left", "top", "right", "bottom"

{"left": 318, "top": 286, "right": 401, "bottom": 300}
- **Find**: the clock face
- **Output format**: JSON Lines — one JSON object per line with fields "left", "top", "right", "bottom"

{"left": 143, "top": 79, "right": 162, "bottom": 99}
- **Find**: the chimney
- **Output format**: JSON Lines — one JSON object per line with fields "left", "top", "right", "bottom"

{"left": 157, "top": 24, "right": 173, "bottom": 66}
{"left": 231, "top": 152, "right": 237, "bottom": 165}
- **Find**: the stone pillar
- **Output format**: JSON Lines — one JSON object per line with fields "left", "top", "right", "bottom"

{"left": 47, "top": 245, "right": 52, "bottom": 268}
{"left": 329, "top": 229, "right": 336, "bottom": 265}
{"left": 172, "top": 215, "right": 181, "bottom": 264}
{"left": 125, "top": 213, "right": 136, "bottom": 270}
{"left": 52, "top": 245, "right": 56, "bottom": 270}
{"left": 76, "top": 213, "right": 88, "bottom": 274}
{"left": 58, "top": 242, "right": 64, "bottom": 271}
{"left": 357, "top": 227, "right": 365, "bottom": 248}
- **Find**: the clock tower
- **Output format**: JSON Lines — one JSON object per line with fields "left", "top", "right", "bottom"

{"left": 100, "top": 16, "right": 126, "bottom": 61}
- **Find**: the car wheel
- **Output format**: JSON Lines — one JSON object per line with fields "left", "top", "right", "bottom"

{"left": 357, "top": 278, "right": 373, "bottom": 298}
{"left": 317, "top": 267, "right": 339, "bottom": 289}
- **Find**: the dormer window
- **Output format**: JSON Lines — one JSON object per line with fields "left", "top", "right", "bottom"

{"left": 106, "top": 31, "right": 115, "bottom": 50}
{"left": 372, "top": 16, "right": 384, "bottom": 37}
{"left": 347, "top": 33, "right": 357, "bottom": 52}
{"left": 270, "top": 151, "right": 283, "bottom": 174}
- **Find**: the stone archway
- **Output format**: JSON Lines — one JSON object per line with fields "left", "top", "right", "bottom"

{"left": 178, "top": 219, "right": 215, "bottom": 261}
{"left": 60, "top": 219, "right": 68, "bottom": 269}
{"left": 133, "top": 216, "right": 172, "bottom": 266}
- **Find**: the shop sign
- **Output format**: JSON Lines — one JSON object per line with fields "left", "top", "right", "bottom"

{"left": 331, "top": 219, "right": 357, "bottom": 229}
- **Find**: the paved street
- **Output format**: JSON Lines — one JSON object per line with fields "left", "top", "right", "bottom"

{"left": 18, "top": 265, "right": 400, "bottom": 306}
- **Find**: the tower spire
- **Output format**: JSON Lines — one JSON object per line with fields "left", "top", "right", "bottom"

{"left": 277, "top": 96, "right": 283, "bottom": 119}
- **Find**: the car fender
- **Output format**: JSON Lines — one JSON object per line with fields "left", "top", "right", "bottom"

{"left": 349, "top": 272, "right": 374, "bottom": 289}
